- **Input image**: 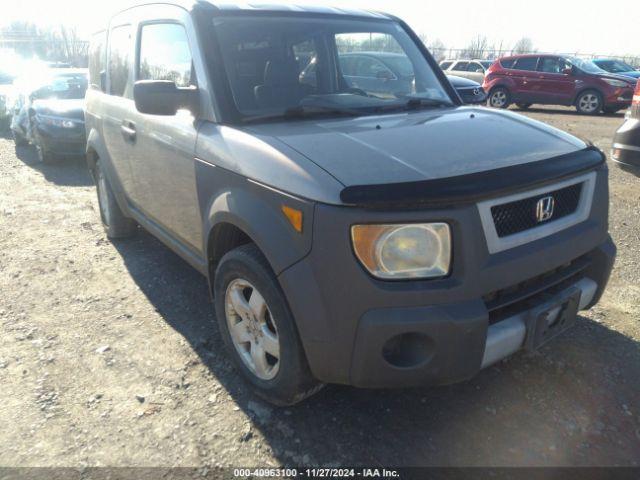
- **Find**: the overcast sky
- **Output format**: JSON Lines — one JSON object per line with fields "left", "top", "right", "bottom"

{"left": 2, "top": 0, "right": 637, "bottom": 56}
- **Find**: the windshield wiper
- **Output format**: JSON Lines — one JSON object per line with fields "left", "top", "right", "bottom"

{"left": 377, "top": 97, "right": 453, "bottom": 113}
{"left": 242, "top": 104, "right": 362, "bottom": 124}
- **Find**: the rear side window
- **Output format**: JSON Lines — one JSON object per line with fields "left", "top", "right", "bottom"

{"left": 513, "top": 57, "right": 538, "bottom": 71}
{"left": 138, "top": 23, "right": 194, "bottom": 87}
{"left": 500, "top": 58, "right": 516, "bottom": 69}
{"left": 108, "top": 24, "right": 132, "bottom": 97}
{"left": 440, "top": 61, "right": 452, "bottom": 70}
{"left": 89, "top": 30, "right": 106, "bottom": 91}
{"left": 452, "top": 61, "right": 469, "bottom": 71}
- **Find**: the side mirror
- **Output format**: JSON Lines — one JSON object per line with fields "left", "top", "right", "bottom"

{"left": 562, "top": 67, "right": 573, "bottom": 75}
{"left": 475, "top": 68, "right": 484, "bottom": 73}
{"left": 133, "top": 80, "right": 199, "bottom": 116}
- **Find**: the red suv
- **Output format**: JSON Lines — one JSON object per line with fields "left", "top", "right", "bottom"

{"left": 483, "top": 54, "right": 636, "bottom": 115}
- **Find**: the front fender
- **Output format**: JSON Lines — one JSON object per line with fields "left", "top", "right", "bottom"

{"left": 196, "top": 159, "right": 314, "bottom": 276}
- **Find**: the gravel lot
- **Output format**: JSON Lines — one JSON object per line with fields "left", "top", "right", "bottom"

{"left": 0, "top": 106, "right": 638, "bottom": 469}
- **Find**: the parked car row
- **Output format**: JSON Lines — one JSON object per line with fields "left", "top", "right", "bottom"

{"left": 9, "top": 68, "right": 88, "bottom": 163}
{"left": 441, "top": 55, "right": 638, "bottom": 115}
{"left": 0, "top": 69, "right": 16, "bottom": 130}
{"left": 299, "top": 51, "right": 487, "bottom": 105}
{"left": 611, "top": 80, "right": 640, "bottom": 176}
{"left": 483, "top": 54, "right": 636, "bottom": 115}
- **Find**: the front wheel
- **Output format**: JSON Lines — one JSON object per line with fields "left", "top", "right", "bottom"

{"left": 12, "top": 129, "right": 29, "bottom": 147}
{"left": 214, "top": 243, "right": 322, "bottom": 405}
{"left": 488, "top": 87, "right": 511, "bottom": 109}
{"left": 95, "top": 161, "right": 137, "bottom": 238}
{"left": 36, "top": 142, "right": 56, "bottom": 164}
{"left": 575, "top": 90, "right": 602, "bottom": 115}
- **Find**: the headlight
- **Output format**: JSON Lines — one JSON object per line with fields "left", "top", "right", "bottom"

{"left": 351, "top": 223, "right": 451, "bottom": 279}
{"left": 604, "top": 79, "right": 630, "bottom": 88}
{"left": 37, "top": 114, "right": 75, "bottom": 128}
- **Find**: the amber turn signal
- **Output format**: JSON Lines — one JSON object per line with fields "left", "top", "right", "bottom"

{"left": 281, "top": 205, "right": 303, "bottom": 233}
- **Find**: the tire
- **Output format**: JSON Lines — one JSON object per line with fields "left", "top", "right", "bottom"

{"left": 488, "top": 87, "right": 511, "bottom": 109}
{"left": 95, "top": 161, "right": 137, "bottom": 238}
{"left": 214, "top": 243, "right": 322, "bottom": 405}
{"left": 575, "top": 90, "right": 603, "bottom": 115}
{"left": 36, "top": 142, "right": 56, "bottom": 164}
{"left": 12, "top": 129, "right": 29, "bottom": 147}
{"left": 516, "top": 103, "right": 532, "bottom": 110}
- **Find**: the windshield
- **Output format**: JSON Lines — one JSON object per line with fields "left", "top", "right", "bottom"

{"left": 594, "top": 59, "right": 635, "bottom": 73}
{"left": 567, "top": 57, "right": 606, "bottom": 74}
{"left": 32, "top": 73, "right": 88, "bottom": 100}
{"left": 212, "top": 15, "right": 452, "bottom": 121}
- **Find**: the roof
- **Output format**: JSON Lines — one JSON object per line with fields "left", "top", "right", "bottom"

{"left": 210, "top": 2, "right": 390, "bottom": 17}
{"left": 117, "top": 1, "right": 391, "bottom": 19}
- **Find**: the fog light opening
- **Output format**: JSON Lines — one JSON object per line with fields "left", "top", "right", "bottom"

{"left": 382, "top": 332, "right": 434, "bottom": 368}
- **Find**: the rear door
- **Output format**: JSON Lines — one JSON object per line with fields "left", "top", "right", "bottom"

{"left": 509, "top": 56, "right": 539, "bottom": 102}
{"left": 101, "top": 22, "right": 139, "bottom": 202}
{"left": 535, "top": 56, "right": 576, "bottom": 105}
{"left": 465, "top": 61, "right": 486, "bottom": 83}
{"left": 450, "top": 61, "right": 471, "bottom": 80}
{"left": 128, "top": 6, "right": 204, "bottom": 253}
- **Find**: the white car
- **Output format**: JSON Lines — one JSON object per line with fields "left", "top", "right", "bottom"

{"left": 0, "top": 70, "right": 17, "bottom": 130}
{"left": 439, "top": 59, "right": 493, "bottom": 83}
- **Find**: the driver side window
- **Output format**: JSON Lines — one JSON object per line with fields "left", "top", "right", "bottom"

{"left": 138, "top": 23, "right": 194, "bottom": 87}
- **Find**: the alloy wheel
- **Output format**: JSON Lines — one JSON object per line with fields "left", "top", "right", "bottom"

{"left": 578, "top": 93, "right": 600, "bottom": 113}
{"left": 225, "top": 278, "right": 280, "bottom": 380}
{"left": 490, "top": 90, "right": 507, "bottom": 108}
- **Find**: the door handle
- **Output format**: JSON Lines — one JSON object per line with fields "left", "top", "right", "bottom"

{"left": 120, "top": 121, "right": 136, "bottom": 142}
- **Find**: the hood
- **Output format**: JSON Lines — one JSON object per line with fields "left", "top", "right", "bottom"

{"left": 615, "top": 70, "right": 640, "bottom": 79}
{"left": 32, "top": 98, "right": 84, "bottom": 120}
{"left": 446, "top": 75, "right": 480, "bottom": 88}
{"left": 243, "top": 107, "right": 586, "bottom": 187}
{"left": 595, "top": 72, "right": 638, "bottom": 85}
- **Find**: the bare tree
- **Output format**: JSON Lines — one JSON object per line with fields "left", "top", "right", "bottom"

{"left": 461, "top": 35, "right": 489, "bottom": 59}
{"left": 512, "top": 37, "right": 534, "bottom": 55}
{"left": 428, "top": 39, "right": 446, "bottom": 62}
{"left": 0, "top": 22, "right": 88, "bottom": 66}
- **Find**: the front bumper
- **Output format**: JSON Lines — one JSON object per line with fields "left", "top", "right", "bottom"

{"left": 604, "top": 88, "right": 633, "bottom": 110}
{"left": 457, "top": 87, "right": 487, "bottom": 105}
{"left": 35, "top": 123, "right": 86, "bottom": 156}
{"left": 278, "top": 165, "right": 614, "bottom": 387}
{"left": 612, "top": 117, "right": 640, "bottom": 176}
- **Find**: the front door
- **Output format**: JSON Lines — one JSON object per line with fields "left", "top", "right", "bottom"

{"left": 128, "top": 16, "right": 202, "bottom": 253}
{"left": 535, "top": 56, "right": 577, "bottom": 105}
